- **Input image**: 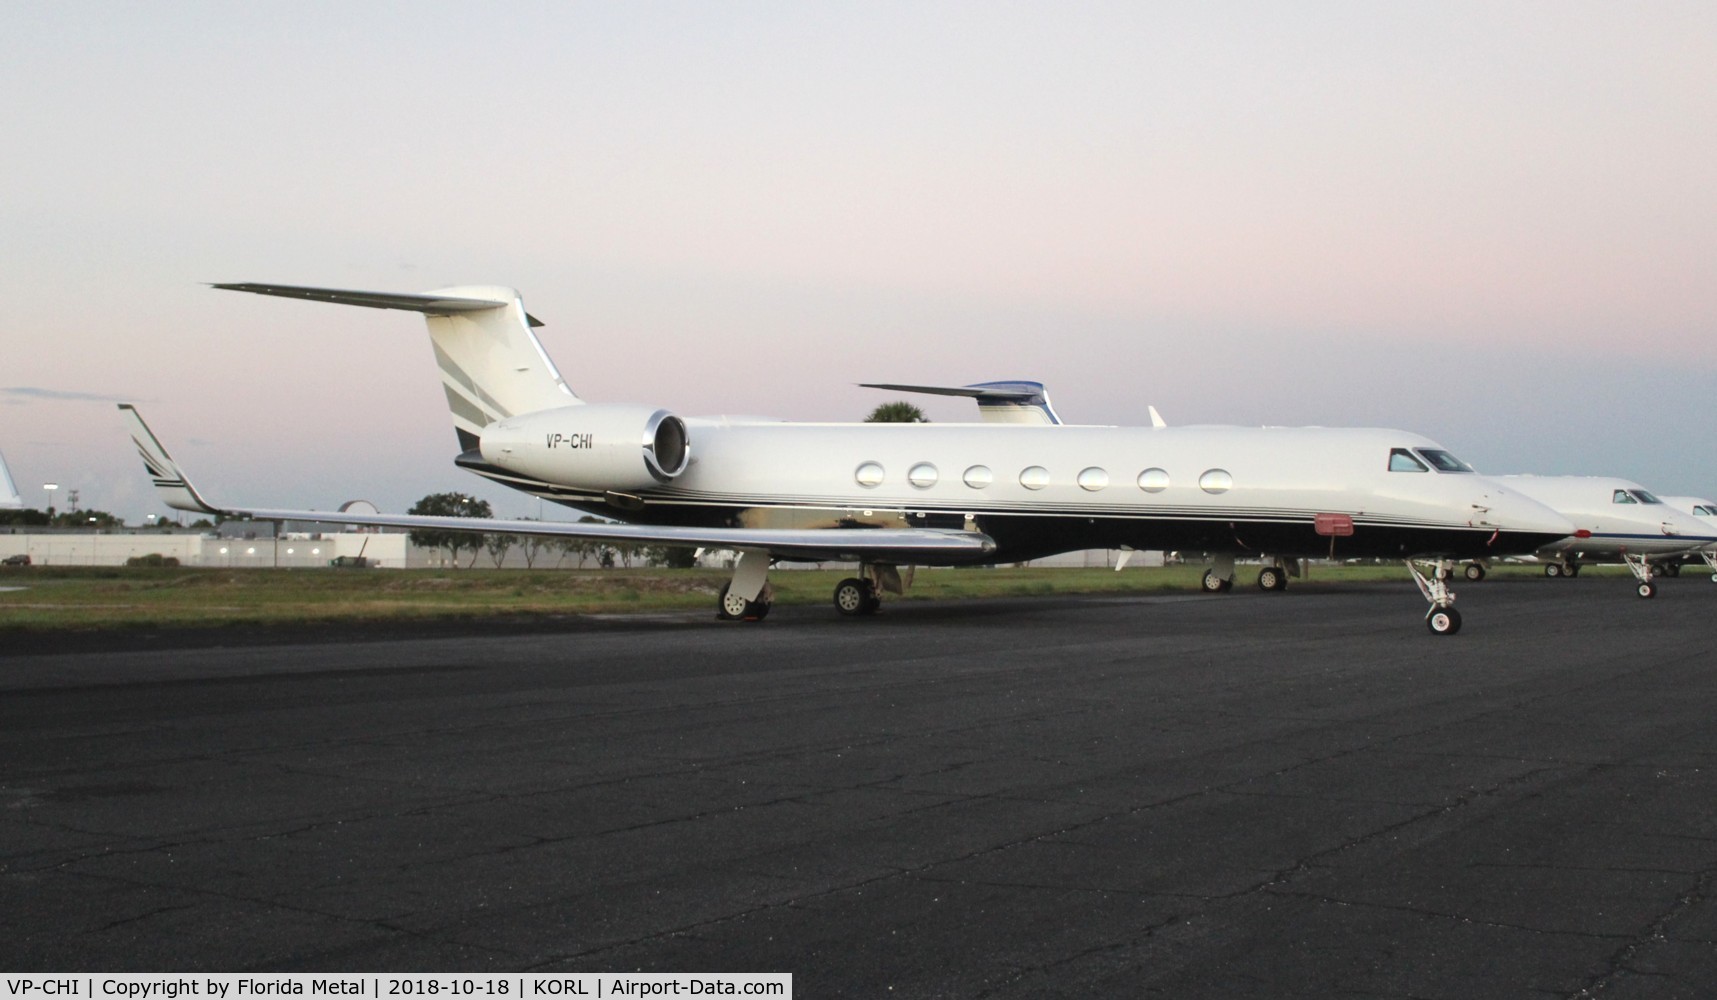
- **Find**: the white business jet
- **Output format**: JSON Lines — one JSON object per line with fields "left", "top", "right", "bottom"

{"left": 1659, "top": 496, "right": 1717, "bottom": 582}
{"left": 1495, "top": 476, "right": 1717, "bottom": 597}
{"left": 121, "top": 282, "right": 1574, "bottom": 634}
{"left": 0, "top": 449, "right": 23, "bottom": 509}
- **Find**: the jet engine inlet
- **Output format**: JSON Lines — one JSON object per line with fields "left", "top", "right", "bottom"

{"left": 644, "top": 410, "right": 689, "bottom": 481}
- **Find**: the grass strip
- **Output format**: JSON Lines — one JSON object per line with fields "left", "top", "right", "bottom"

{"left": 0, "top": 563, "right": 1628, "bottom": 632}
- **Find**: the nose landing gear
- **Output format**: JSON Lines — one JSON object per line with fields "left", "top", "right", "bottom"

{"left": 1407, "top": 559, "right": 1462, "bottom": 635}
{"left": 1621, "top": 552, "right": 1660, "bottom": 599}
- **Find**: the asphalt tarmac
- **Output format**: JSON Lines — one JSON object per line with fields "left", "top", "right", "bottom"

{"left": 4, "top": 576, "right": 1716, "bottom": 998}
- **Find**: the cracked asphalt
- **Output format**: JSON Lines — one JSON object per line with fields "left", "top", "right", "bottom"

{"left": 4, "top": 576, "right": 1716, "bottom": 997}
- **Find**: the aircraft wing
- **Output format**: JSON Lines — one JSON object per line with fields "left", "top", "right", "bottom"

{"left": 120, "top": 405, "right": 997, "bottom": 564}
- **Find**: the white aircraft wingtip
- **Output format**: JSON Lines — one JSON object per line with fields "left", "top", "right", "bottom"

{"left": 0, "top": 448, "right": 22, "bottom": 508}
{"left": 118, "top": 405, "right": 223, "bottom": 515}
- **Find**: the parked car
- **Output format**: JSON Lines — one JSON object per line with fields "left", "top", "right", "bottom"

{"left": 2, "top": 554, "right": 31, "bottom": 567}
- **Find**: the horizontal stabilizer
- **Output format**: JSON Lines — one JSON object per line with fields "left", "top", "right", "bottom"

{"left": 0, "top": 448, "right": 21, "bottom": 508}
{"left": 212, "top": 283, "right": 544, "bottom": 327}
{"left": 118, "top": 407, "right": 997, "bottom": 564}
{"left": 860, "top": 380, "right": 1062, "bottom": 425}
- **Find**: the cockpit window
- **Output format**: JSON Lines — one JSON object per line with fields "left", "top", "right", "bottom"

{"left": 1697, "top": 505, "right": 1717, "bottom": 516}
{"left": 1414, "top": 449, "right": 1475, "bottom": 473}
{"left": 1613, "top": 490, "right": 1638, "bottom": 504}
{"left": 1389, "top": 448, "right": 1429, "bottom": 473}
{"left": 1630, "top": 490, "right": 1662, "bottom": 504}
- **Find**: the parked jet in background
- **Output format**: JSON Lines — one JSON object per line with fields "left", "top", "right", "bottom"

{"left": 1660, "top": 496, "right": 1717, "bottom": 582}
{"left": 1497, "top": 476, "right": 1717, "bottom": 597}
{"left": 0, "top": 450, "right": 22, "bottom": 509}
{"left": 124, "top": 282, "right": 1575, "bottom": 634}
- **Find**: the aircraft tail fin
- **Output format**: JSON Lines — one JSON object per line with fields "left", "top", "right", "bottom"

{"left": 212, "top": 283, "right": 580, "bottom": 451}
{"left": 118, "top": 405, "right": 222, "bottom": 514}
{"left": 0, "top": 448, "right": 22, "bottom": 508}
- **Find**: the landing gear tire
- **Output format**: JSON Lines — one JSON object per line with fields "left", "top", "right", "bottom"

{"left": 1464, "top": 563, "right": 1486, "bottom": 581}
{"left": 717, "top": 584, "right": 771, "bottom": 621}
{"left": 1637, "top": 581, "right": 1657, "bottom": 599}
{"left": 1257, "top": 567, "right": 1285, "bottom": 592}
{"left": 1544, "top": 564, "right": 1562, "bottom": 578}
{"left": 1426, "top": 606, "right": 1462, "bottom": 635}
{"left": 1202, "top": 570, "right": 1233, "bottom": 594}
{"left": 1662, "top": 563, "right": 1681, "bottom": 578}
{"left": 834, "top": 578, "right": 877, "bottom": 617}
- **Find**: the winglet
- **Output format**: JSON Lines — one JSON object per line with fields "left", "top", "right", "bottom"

{"left": 118, "top": 405, "right": 223, "bottom": 514}
{"left": 0, "top": 448, "right": 22, "bottom": 508}
{"left": 1148, "top": 405, "right": 1166, "bottom": 429}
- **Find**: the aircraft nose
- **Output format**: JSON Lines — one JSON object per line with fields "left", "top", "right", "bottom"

{"left": 1474, "top": 488, "right": 1575, "bottom": 538}
{"left": 1667, "top": 510, "right": 1717, "bottom": 546}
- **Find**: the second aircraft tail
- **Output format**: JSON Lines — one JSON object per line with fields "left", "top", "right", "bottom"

{"left": 213, "top": 283, "right": 580, "bottom": 451}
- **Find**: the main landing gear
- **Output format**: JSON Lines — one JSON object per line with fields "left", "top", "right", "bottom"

{"left": 717, "top": 554, "right": 908, "bottom": 622}
{"left": 1544, "top": 561, "right": 1581, "bottom": 578}
{"left": 717, "top": 582, "right": 772, "bottom": 620}
{"left": 1699, "top": 550, "right": 1717, "bottom": 584}
{"left": 1202, "top": 553, "right": 1236, "bottom": 593}
{"left": 715, "top": 549, "right": 774, "bottom": 621}
{"left": 1255, "top": 556, "right": 1299, "bottom": 592}
{"left": 833, "top": 577, "right": 881, "bottom": 616}
{"left": 834, "top": 563, "right": 905, "bottom": 617}
{"left": 1203, "top": 555, "right": 1298, "bottom": 593}
{"left": 1407, "top": 559, "right": 1462, "bottom": 635}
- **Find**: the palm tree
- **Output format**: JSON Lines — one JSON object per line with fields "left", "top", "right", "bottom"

{"left": 864, "top": 401, "right": 928, "bottom": 423}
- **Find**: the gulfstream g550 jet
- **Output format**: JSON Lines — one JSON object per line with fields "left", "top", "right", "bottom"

{"left": 121, "top": 282, "right": 1574, "bottom": 634}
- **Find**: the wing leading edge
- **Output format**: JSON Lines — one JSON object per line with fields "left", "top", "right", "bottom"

{"left": 119, "top": 405, "right": 996, "bottom": 564}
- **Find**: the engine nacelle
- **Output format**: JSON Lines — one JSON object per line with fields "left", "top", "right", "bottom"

{"left": 478, "top": 404, "right": 690, "bottom": 492}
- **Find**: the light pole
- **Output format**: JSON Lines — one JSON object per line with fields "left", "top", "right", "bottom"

{"left": 42, "top": 483, "right": 57, "bottom": 519}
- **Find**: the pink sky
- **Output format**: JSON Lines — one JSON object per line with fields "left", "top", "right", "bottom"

{"left": 4, "top": 2, "right": 1714, "bottom": 519}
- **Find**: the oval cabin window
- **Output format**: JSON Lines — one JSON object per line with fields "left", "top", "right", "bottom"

{"left": 1077, "top": 467, "right": 1109, "bottom": 492}
{"left": 1019, "top": 466, "right": 1050, "bottom": 490}
{"left": 1199, "top": 469, "right": 1233, "bottom": 494}
{"left": 855, "top": 462, "right": 885, "bottom": 488}
{"left": 1137, "top": 468, "right": 1170, "bottom": 493}
{"left": 907, "top": 462, "right": 939, "bottom": 489}
{"left": 963, "top": 465, "right": 993, "bottom": 489}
